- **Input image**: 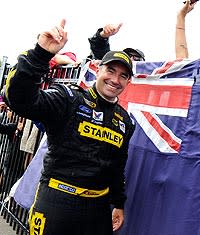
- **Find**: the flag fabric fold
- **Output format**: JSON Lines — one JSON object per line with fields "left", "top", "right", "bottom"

{"left": 13, "top": 134, "right": 47, "bottom": 209}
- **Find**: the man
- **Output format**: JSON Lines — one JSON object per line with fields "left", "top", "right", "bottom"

{"left": 88, "top": 23, "right": 145, "bottom": 61}
{"left": 5, "top": 19, "right": 135, "bottom": 235}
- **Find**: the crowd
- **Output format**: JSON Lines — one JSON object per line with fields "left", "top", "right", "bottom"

{"left": 0, "top": 1, "right": 197, "bottom": 235}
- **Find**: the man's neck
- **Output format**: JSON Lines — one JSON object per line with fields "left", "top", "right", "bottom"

{"left": 96, "top": 88, "right": 118, "bottom": 103}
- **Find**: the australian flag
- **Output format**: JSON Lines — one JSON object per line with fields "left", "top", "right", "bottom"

{"left": 118, "top": 58, "right": 200, "bottom": 235}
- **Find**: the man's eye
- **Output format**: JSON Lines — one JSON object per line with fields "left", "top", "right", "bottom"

{"left": 108, "top": 68, "right": 114, "bottom": 73}
{"left": 121, "top": 74, "right": 129, "bottom": 80}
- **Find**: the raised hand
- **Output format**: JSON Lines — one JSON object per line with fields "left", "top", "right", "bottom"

{"left": 38, "top": 19, "right": 68, "bottom": 54}
{"left": 100, "top": 23, "right": 123, "bottom": 38}
{"left": 180, "top": 0, "right": 196, "bottom": 17}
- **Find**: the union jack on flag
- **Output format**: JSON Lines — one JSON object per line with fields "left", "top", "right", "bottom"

{"left": 119, "top": 59, "right": 200, "bottom": 153}
{"left": 77, "top": 60, "right": 98, "bottom": 89}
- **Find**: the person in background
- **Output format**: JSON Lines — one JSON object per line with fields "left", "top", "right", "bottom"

{"left": 0, "top": 102, "right": 24, "bottom": 188}
{"left": 175, "top": 0, "right": 196, "bottom": 59}
{"left": 48, "top": 50, "right": 82, "bottom": 82}
{"left": 5, "top": 19, "right": 135, "bottom": 235}
{"left": 88, "top": 23, "right": 145, "bottom": 61}
{"left": 49, "top": 51, "right": 81, "bottom": 69}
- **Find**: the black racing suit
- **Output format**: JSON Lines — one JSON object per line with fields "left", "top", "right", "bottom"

{"left": 6, "top": 44, "right": 135, "bottom": 235}
{"left": 88, "top": 28, "right": 110, "bottom": 60}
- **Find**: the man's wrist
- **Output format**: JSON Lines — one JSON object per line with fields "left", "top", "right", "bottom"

{"left": 97, "top": 28, "right": 109, "bottom": 40}
{"left": 28, "top": 43, "right": 55, "bottom": 67}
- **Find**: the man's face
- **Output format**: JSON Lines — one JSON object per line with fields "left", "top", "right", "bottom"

{"left": 96, "top": 61, "right": 131, "bottom": 102}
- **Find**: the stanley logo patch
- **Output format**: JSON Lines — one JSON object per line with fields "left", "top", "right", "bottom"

{"left": 78, "top": 121, "right": 123, "bottom": 148}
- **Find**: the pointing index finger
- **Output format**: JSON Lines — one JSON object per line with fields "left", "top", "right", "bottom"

{"left": 60, "top": 19, "right": 66, "bottom": 29}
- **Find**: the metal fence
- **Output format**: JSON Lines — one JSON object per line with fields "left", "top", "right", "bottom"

{"left": 0, "top": 60, "right": 83, "bottom": 234}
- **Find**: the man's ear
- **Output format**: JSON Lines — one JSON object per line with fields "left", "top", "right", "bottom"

{"left": 95, "top": 66, "right": 100, "bottom": 76}
{"left": 127, "top": 77, "right": 132, "bottom": 84}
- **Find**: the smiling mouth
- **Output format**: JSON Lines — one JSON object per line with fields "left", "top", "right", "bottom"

{"left": 106, "top": 82, "right": 121, "bottom": 90}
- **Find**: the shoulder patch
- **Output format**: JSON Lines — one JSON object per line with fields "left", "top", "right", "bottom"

{"left": 63, "top": 85, "right": 74, "bottom": 97}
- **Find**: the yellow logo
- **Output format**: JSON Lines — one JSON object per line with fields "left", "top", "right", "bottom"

{"left": 114, "top": 53, "right": 130, "bottom": 64}
{"left": 83, "top": 98, "right": 96, "bottom": 108}
{"left": 78, "top": 121, "right": 123, "bottom": 148}
{"left": 112, "top": 118, "right": 118, "bottom": 126}
{"left": 29, "top": 212, "right": 46, "bottom": 235}
{"left": 88, "top": 88, "right": 97, "bottom": 99}
{"left": 114, "top": 112, "right": 123, "bottom": 121}
{"left": 5, "top": 67, "right": 17, "bottom": 98}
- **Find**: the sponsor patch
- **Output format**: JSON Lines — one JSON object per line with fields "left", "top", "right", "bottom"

{"left": 58, "top": 184, "right": 76, "bottom": 193}
{"left": 29, "top": 212, "right": 46, "bottom": 235}
{"left": 78, "top": 121, "right": 123, "bottom": 148}
{"left": 79, "top": 105, "right": 92, "bottom": 114}
{"left": 119, "top": 120, "right": 125, "bottom": 133}
{"left": 93, "top": 110, "right": 103, "bottom": 121}
{"left": 114, "top": 52, "right": 130, "bottom": 64}
{"left": 112, "top": 118, "right": 118, "bottom": 126}
{"left": 91, "top": 120, "right": 103, "bottom": 125}
{"left": 114, "top": 112, "right": 123, "bottom": 121}
{"left": 83, "top": 98, "right": 96, "bottom": 108}
{"left": 76, "top": 112, "right": 91, "bottom": 118}
{"left": 82, "top": 190, "right": 98, "bottom": 196}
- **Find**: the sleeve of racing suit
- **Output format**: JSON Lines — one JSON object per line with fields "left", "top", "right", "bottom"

{"left": 109, "top": 120, "right": 135, "bottom": 209}
{"left": 5, "top": 44, "right": 68, "bottom": 122}
{"left": 88, "top": 28, "right": 110, "bottom": 60}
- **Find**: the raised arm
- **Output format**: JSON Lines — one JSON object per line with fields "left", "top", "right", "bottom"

{"left": 88, "top": 23, "right": 123, "bottom": 60}
{"left": 175, "top": 1, "right": 196, "bottom": 59}
{"left": 5, "top": 19, "right": 68, "bottom": 120}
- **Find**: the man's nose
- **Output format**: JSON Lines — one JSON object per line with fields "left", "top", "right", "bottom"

{"left": 110, "top": 74, "right": 121, "bottom": 83}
